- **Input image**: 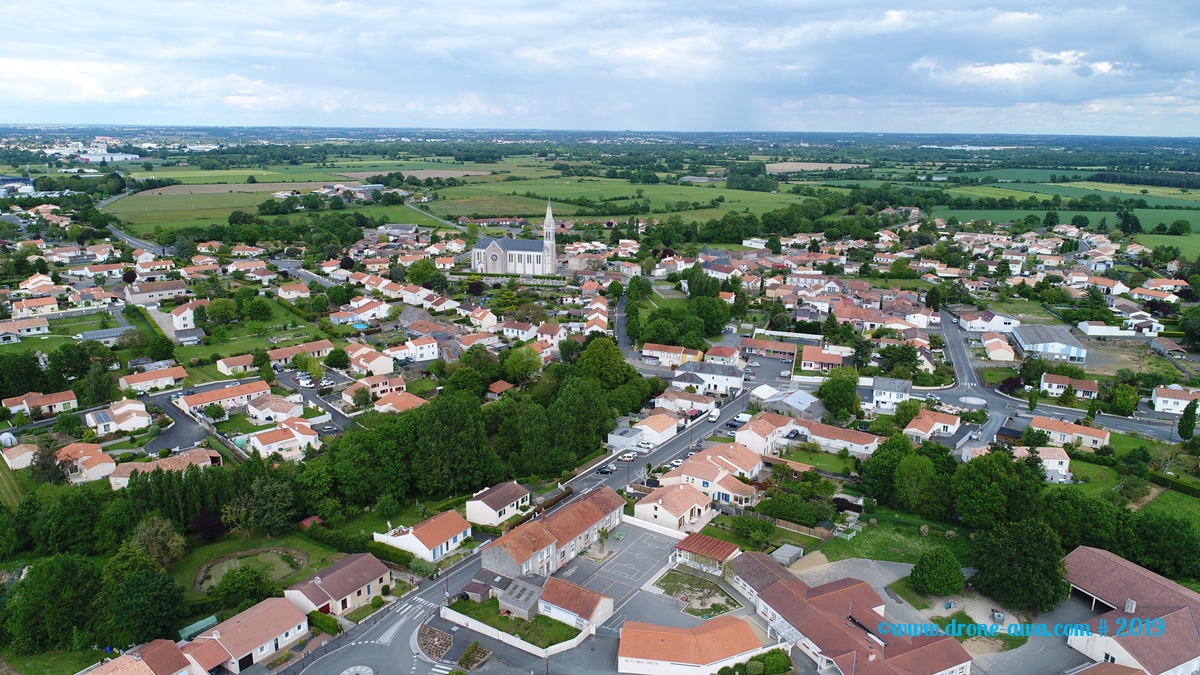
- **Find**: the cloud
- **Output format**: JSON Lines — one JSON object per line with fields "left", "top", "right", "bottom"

{"left": 0, "top": 0, "right": 1196, "bottom": 134}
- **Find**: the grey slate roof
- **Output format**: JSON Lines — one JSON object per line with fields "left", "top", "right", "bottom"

{"left": 728, "top": 551, "right": 797, "bottom": 593}
{"left": 1014, "top": 324, "right": 1084, "bottom": 350}
{"left": 676, "top": 361, "right": 742, "bottom": 378}
{"left": 470, "top": 482, "right": 530, "bottom": 511}
{"left": 80, "top": 327, "right": 131, "bottom": 341}
{"left": 872, "top": 376, "right": 912, "bottom": 394}
{"left": 473, "top": 236, "right": 545, "bottom": 252}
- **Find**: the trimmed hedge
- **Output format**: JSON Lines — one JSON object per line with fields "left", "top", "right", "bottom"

{"left": 307, "top": 610, "right": 342, "bottom": 635}
{"left": 296, "top": 524, "right": 370, "bottom": 554}
{"left": 1150, "top": 472, "right": 1200, "bottom": 498}
{"left": 366, "top": 540, "right": 415, "bottom": 567}
{"left": 277, "top": 296, "right": 316, "bottom": 322}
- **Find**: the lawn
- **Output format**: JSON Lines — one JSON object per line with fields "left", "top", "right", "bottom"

{"left": 0, "top": 459, "right": 25, "bottom": 511}
{"left": 174, "top": 299, "right": 327, "bottom": 364}
{"left": 782, "top": 447, "right": 856, "bottom": 474}
{"left": 1051, "top": 460, "right": 1120, "bottom": 499}
{"left": 1141, "top": 490, "right": 1200, "bottom": 534}
{"left": 987, "top": 299, "right": 1060, "bottom": 324}
{"left": 47, "top": 313, "right": 113, "bottom": 336}
{"left": 187, "top": 363, "right": 237, "bottom": 384}
{"left": 887, "top": 575, "right": 931, "bottom": 611}
{"left": 449, "top": 597, "right": 580, "bottom": 648}
{"left": 649, "top": 292, "right": 689, "bottom": 311}
{"left": 708, "top": 515, "right": 823, "bottom": 551}
{"left": 930, "top": 610, "right": 1028, "bottom": 651}
{"left": 406, "top": 378, "right": 437, "bottom": 395}
{"left": 170, "top": 532, "right": 338, "bottom": 599}
{"left": 0, "top": 648, "right": 104, "bottom": 675}
{"left": 653, "top": 569, "right": 741, "bottom": 617}
{"left": 707, "top": 436, "right": 735, "bottom": 443}
{"left": 344, "top": 602, "right": 383, "bottom": 623}
{"left": 820, "top": 507, "right": 973, "bottom": 565}
{"left": 1107, "top": 431, "right": 1172, "bottom": 455}
{"left": 214, "top": 414, "right": 271, "bottom": 436}
{"left": 980, "top": 368, "right": 1018, "bottom": 386}
{"left": 0, "top": 335, "right": 78, "bottom": 356}
{"left": 1136, "top": 234, "right": 1200, "bottom": 259}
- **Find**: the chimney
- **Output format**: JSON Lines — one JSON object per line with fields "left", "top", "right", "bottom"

{"left": 658, "top": 499, "right": 663, "bottom": 505}
{"left": 1125, "top": 599, "right": 1136, "bottom": 613}
{"left": 133, "top": 655, "right": 141, "bottom": 662}
{"left": 314, "top": 576, "right": 321, "bottom": 585}
{"left": 679, "top": 485, "right": 684, "bottom": 491}
{"left": 867, "top": 645, "right": 875, "bottom": 662}
{"left": 212, "top": 631, "right": 220, "bottom": 639}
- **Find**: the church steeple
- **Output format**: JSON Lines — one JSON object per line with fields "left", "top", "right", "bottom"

{"left": 543, "top": 199, "right": 556, "bottom": 274}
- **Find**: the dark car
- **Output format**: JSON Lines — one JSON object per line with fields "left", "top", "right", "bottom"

{"left": 596, "top": 464, "right": 616, "bottom": 475}
{"left": 726, "top": 421, "right": 740, "bottom": 429}
{"left": 320, "top": 425, "right": 339, "bottom": 433}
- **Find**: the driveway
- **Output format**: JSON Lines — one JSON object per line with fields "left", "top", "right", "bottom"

{"left": 145, "top": 306, "right": 177, "bottom": 339}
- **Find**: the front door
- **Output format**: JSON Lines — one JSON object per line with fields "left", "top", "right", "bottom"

{"left": 273, "top": 638, "right": 279, "bottom": 652}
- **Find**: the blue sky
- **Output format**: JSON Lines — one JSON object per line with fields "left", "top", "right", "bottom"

{"left": 2, "top": 1, "right": 1198, "bottom": 135}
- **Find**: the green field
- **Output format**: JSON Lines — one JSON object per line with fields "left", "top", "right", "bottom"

{"left": 1051, "top": 461, "right": 1120, "bottom": 499}
{"left": 820, "top": 507, "right": 973, "bottom": 565}
{"left": 104, "top": 190, "right": 280, "bottom": 225}
{"left": 1066, "top": 181, "right": 1200, "bottom": 201}
{"left": 0, "top": 648, "right": 103, "bottom": 675}
{"left": 931, "top": 207, "right": 1162, "bottom": 228}
{"left": 175, "top": 298, "right": 327, "bottom": 364}
{"left": 980, "top": 368, "right": 1018, "bottom": 386}
{"left": 0, "top": 460, "right": 25, "bottom": 510}
{"left": 1142, "top": 490, "right": 1200, "bottom": 534}
{"left": 947, "top": 185, "right": 1058, "bottom": 201}
{"left": 1002, "top": 182, "right": 1200, "bottom": 209}
{"left": 1134, "top": 234, "right": 1200, "bottom": 258}
{"left": 170, "top": 532, "right": 338, "bottom": 600}
{"left": 987, "top": 299, "right": 1060, "bottom": 324}
{"left": 783, "top": 447, "right": 856, "bottom": 474}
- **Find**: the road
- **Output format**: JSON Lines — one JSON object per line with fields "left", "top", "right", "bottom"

{"left": 406, "top": 202, "right": 462, "bottom": 230}
{"left": 107, "top": 223, "right": 171, "bottom": 256}
{"left": 275, "top": 369, "right": 354, "bottom": 433}
{"left": 143, "top": 377, "right": 263, "bottom": 453}
{"left": 275, "top": 259, "right": 336, "bottom": 288}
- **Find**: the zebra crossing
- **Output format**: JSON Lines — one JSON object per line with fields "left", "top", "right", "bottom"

{"left": 429, "top": 665, "right": 454, "bottom": 675}
{"left": 376, "top": 596, "right": 440, "bottom": 645}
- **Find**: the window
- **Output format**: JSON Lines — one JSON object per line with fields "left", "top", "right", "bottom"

{"left": 367, "top": 584, "right": 372, "bottom": 595}
{"left": 497, "top": 508, "right": 505, "bottom": 517}
{"left": 1103, "top": 654, "right": 1115, "bottom": 663}
{"left": 357, "top": 589, "right": 362, "bottom": 597}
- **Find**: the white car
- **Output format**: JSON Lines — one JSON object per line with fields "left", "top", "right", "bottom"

{"left": 748, "top": 361, "right": 761, "bottom": 367}
{"left": 637, "top": 440, "right": 654, "bottom": 449}
{"left": 670, "top": 458, "right": 684, "bottom": 468}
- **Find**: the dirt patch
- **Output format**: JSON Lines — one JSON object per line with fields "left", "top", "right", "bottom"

{"left": 419, "top": 624, "right": 453, "bottom": 661}
{"left": 1077, "top": 337, "right": 1176, "bottom": 377}
{"left": 963, "top": 637, "right": 1004, "bottom": 655}
{"left": 140, "top": 181, "right": 356, "bottom": 196}
{"left": 788, "top": 550, "right": 828, "bottom": 572}
{"left": 1128, "top": 483, "right": 1167, "bottom": 511}
{"left": 194, "top": 547, "right": 309, "bottom": 592}
{"left": 337, "top": 170, "right": 488, "bottom": 180}
{"left": 767, "top": 162, "right": 869, "bottom": 173}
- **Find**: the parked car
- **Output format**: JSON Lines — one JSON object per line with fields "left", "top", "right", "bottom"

{"left": 596, "top": 464, "right": 616, "bottom": 475}
{"left": 726, "top": 421, "right": 741, "bottom": 429}
{"left": 780, "top": 358, "right": 793, "bottom": 364}
{"left": 619, "top": 452, "right": 637, "bottom": 462}
{"left": 637, "top": 440, "right": 654, "bottom": 449}
{"left": 670, "top": 458, "right": 684, "bottom": 468}
{"left": 686, "top": 451, "right": 697, "bottom": 458}
{"left": 926, "top": 394, "right": 941, "bottom": 402}
{"left": 748, "top": 361, "right": 761, "bottom": 367}
{"left": 320, "top": 425, "right": 338, "bottom": 433}
{"left": 319, "top": 378, "right": 333, "bottom": 387}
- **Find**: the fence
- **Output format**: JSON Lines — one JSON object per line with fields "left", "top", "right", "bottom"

{"left": 712, "top": 503, "right": 834, "bottom": 541}
{"left": 277, "top": 600, "right": 411, "bottom": 675}
{"left": 196, "top": 417, "right": 248, "bottom": 461}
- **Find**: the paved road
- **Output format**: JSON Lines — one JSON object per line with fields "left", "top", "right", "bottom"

{"left": 275, "top": 369, "right": 354, "bottom": 431}
{"left": 143, "top": 377, "right": 262, "bottom": 453}
{"left": 275, "top": 259, "right": 336, "bottom": 288}
{"left": 405, "top": 203, "right": 462, "bottom": 230}
{"left": 107, "top": 223, "right": 170, "bottom": 256}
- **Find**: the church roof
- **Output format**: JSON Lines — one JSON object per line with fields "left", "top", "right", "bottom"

{"left": 473, "top": 237, "right": 546, "bottom": 252}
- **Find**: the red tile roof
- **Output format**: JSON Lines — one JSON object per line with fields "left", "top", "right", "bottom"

{"left": 675, "top": 532, "right": 740, "bottom": 562}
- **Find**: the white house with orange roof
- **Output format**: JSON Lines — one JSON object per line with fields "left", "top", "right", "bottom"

{"left": 1130, "top": 287, "right": 1180, "bottom": 303}
{"left": 790, "top": 418, "right": 882, "bottom": 456}
{"left": 1012, "top": 446, "right": 1072, "bottom": 482}
{"left": 634, "top": 483, "right": 712, "bottom": 532}
{"left": 469, "top": 307, "right": 498, "bottom": 331}
{"left": 982, "top": 332, "right": 1015, "bottom": 361}
{"left": 641, "top": 343, "right": 703, "bottom": 368}
{"left": 85, "top": 399, "right": 151, "bottom": 434}
{"left": 119, "top": 366, "right": 188, "bottom": 393}
{"left": 1029, "top": 415, "right": 1110, "bottom": 448}
{"left": 658, "top": 442, "right": 764, "bottom": 505}
{"left": 4, "top": 390, "right": 77, "bottom": 415}
{"left": 345, "top": 343, "right": 394, "bottom": 376}
{"left": 704, "top": 345, "right": 739, "bottom": 366}
{"left": 56, "top": 442, "right": 115, "bottom": 483}
{"left": 278, "top": 283, "right": 311, "bottom": 301}
{"left": 372, "top": 510, "right": 472, "bottom": 562}
{"left": 903, "top": 410, "right": 961, "bottom": 444}
{"left": 247, "top": 419, "right": 320, "bottom": 461}
{"left": 12, "top": 296, "right": 59, "bottom": 318}
{"left": 535, "top": 322, "right": 567, "bottom": 349}
{"left": 231, "top": 244, "right": 265, "bottom": 258}
{"left": 635, "top": 414, "right": 679, "bottom": 447}
{"left": 171, "top": 299, "right": 209, "bottom": 331}
{"left": 341, "top": 375, "right": 404, "bottom": 407}
{"left": 1151, "top": 385, "right": 1200, "bottom": 414}
{"left": 374, "top": 391, "right": 428, "bottom": 414}
{"left": 734, "top": 412, "right": 799, "bottom": 455}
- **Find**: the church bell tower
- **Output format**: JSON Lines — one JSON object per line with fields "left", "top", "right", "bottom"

{"left": 543, "top": 199, "right": 556, "bottom": 275}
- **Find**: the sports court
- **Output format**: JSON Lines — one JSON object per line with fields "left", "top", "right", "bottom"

{"left": 559, "top": 525, "right": 676, "bottom": 608}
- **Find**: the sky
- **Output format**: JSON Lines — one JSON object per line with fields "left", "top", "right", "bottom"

{"left": 2, "top": 1, "right": 1199, "bottom": 135}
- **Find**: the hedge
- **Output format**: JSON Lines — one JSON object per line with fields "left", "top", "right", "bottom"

{"left": 366, "top": 540, "right": 415, "bottom": 567}
{"left": 277, "top": 296, "right": 316, "bottom": 322}
{"left": 1150, "top": 472, "right": 1200, "bottom": 498}
{"left": 133, "top": 306, "right": 167, "bottom": 338}
{"left": 295, "top": 524, "right": 370, "bottom": 554}
{"left": 307, "top": 610, "right": 342, "bottom": 635}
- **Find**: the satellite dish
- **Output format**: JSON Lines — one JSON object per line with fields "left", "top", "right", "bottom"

{"left": 0, "top": 433, "right": 15, "bottom": 448}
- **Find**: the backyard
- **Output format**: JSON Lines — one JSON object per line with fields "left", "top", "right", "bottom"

{"left": 0, "top": 460, "right": 25, "bottom": 510}
{"left": 214, "top": 414, "right": 273, "bottom": 436}
{"left": 0, "top": 649, "right": 102, "bottom": 675}
{"left": 173, "top": 299, "right": 328, "bottom": 364}
{"left": 782, "top": 447, "right": 856, "bottom": 474}
{"left": 703, "top": 515, "right": 823, "bottom": 552}
{"left": 653, "top": 568, "right": 741, "bottom": 617}
{"left": 819, "top": 507, "right": 973, "bottom": 565}
{"left": 1050, "top": 460, "right": 1119, "bottom": 499}
{"left": 448, "top": 597, "right": 580, "bottom": 648}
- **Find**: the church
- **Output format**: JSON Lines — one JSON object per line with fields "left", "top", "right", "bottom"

{"left": 470, "top": 200, "right": 557, "bottom": 276}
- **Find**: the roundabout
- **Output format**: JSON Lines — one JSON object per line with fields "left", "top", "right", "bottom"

{"left": 958, "top": 396, "right": 988, "bottom": 407}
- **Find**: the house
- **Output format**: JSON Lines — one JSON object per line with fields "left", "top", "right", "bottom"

{"left": 538, "top": 577, "right": 614, "bottom": 631}
{"left": 466, "top": 481, "right": 531, "bottom": 527}
{"left": 1151, "top": 385, "right": 1200, "bottom": 414}
{"left": 216, "top": 354, "right": 256, "bottom": 376}
{"left": 0, "top": 317, "right": 50, "bottom": 343}
{"left": 92, "top": 640, "right": 195, "bottom": 675}
{"left": 230, "top": 244, "right": 265, "bottom": 258}
{"left": 246, "top": 393, "right": 303, "bottom": 424}
{"left": 640, "top": 343, "right": 703, "bottom": 368}
{"left": 487, "top": 380, "right": 514, "bottom": 399}
{"left": 653, "top": 389, "right": 717, "bottom": 415}
{"left": 739, "top": 337, "right": 798, "bottom": 360}
{"left": 374, "top": 391, "right": 428, "bottom": 414}
{"left": 119, "top": 366, "right": 189, "bottom": 393}
{"left": 2, "top": 444, "right": 37, "bottom": 471}
{"left": 1085, "top": 276, "right": 1130, "bottom": 295}
{"left": 500, "top": 320, "right": 536, "bottom": 341}
{"left": 1065, "top": 546, "right": 1200, "bottom": 675}
{"left": 735, "top": 412, "right": 799, "bottom": 455}
{"left": 982, "top": 331, "right": 1015, "bottom": 361}
{"left": 799, "top": 345, "right": 844, "bottom": 373}
{"left": 904, "top": 410, "right": 961, "bottom": 443}
{"left": 726, "top": 552, "right": 796, "bottom": 606}
{"left": 278, "top": 283, "right": 311, "bottom": 301}
{"left": 1152, "top": 337, "right": 1188, "bottom": 359}
{"left": 341, "top": 375, "right": 405, "bottom": 407}
{"left": 790, "top": 418, "right": 882, "bottom": 456}
{"left": 634, "top": 483, "right": 711, "bottom": 532}
{"left": 85, "top": 399, "right": 151, "bottom": 434}
{"left": 671, "top": 533, "right": 741, "bottom": 577}
{"left": 345, "top": 343, "right": 394, "bottom": 376}
{"left": 669, "top": 442, "right": 761, "bottom": 495}
{"left": 108, "top": 448, "right": 220, "bottom": 490}
{"left": 617, "top": 617, "right": 765, "bottom": 675}
{"left": 3, "top": 390, "right": 77, "bottom": 415}
{"left": 1007, "top": 446, "right": 1072, "bottom": 482}
{"left": 469, "top": 307, "right": 498, "bottom": 330}
{"left": 179, "top": 380, "right": 271, "bottom": 414}
{"left": 961, "top": 310, "right": 1020, "bottom": 333}
{"left": 704, "top": 345, "right": 740, "bottom": 365}
{"left": 56, "top": 442, "right": 115, "bottom": 483}
{"left": 266, "top": 339, "right": 335, "bottom": 368}
{"left": 1131, "top": 287, "right": 1179, "bottom": 303}
{"left": 871, "top": 376, "right": 912, "bottom": 411}
{"left": 634, "top": 414, "right": 678, "bottom": 447}
{"left": 247, "top": 419, "right": 320, "bottom": 461}
{"left": 124, "top": 280, "right": 188, "bottom": 306}
{"left": 1040, "top": 373, "right": 1099, "bottom": 400}
{"left": 12, "top": 296, "right": 59, "bottom": 318}
{"left": 1012, "top": 324, "right": 1087, "bottom": 363}
{"left": 480, "top": 519, "right": 558, "bottom": 579}
{"left": 671, "top": 361, "right": 744, "bottom": 395}
{"left": 372, "top": 510, "right": 472, "bottom": 562}
{"left": 1029, "top": 415, "right": 1110, "bottom": 447}
{"left": 169, "top": 300, "right": 209, "bottom": 332}
{"left": 481, "top": 486, "right": 624, "bottom": 578}
{"left": 185, "top": 598, "right": 308, "bottom": 674}
{"left": 285, "top": 553, "right": 392, "bottom": 616}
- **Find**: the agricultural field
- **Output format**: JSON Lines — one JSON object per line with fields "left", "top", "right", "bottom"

{"left": 1001, "top": 182, "right": 1200, "bottom": 209}
{"left": 946, "top": 185, "right": 1058, "bottom": 201}
{"left": 930, "top": 207, "right": 1160, "bottom": 228}
{"left": 1134, "top": 233, "right": 1200, "bottom": 258}
{"left": 1075, "top": 339, "right": 1180, "bottom": 379}
{"left": 104, "top": 190, "right": 283, "bottom": 228}
{"left": 1065, "top": 181, "right": 1200, "bottom": 201}
{"left": 946, "top": 168, "right": 1089, "bottom": 182}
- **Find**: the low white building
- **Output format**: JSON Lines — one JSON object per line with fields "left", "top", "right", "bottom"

{"left": 634, "top": 483, "right": 711, "bottom": 532}
{"left": 634, "top": 414, "right": 678, "bottom": 447}
{"left": 1152, "top": 385, "right": 1200, "bottom": 414}
{"left": 466, "top": 482, "right": 531, "bottom": 527}
{"left": 617, "top": 617, "right": 765, "bottom": 675}
{"left": 372, "top": 510, "right": 472, "bottom": 563}
{"left": 538, "top": 577, "right": 614, "bottom": 632}
{"left": 85, "top": 399, "right": 151, "bottom": 434}
{"left": 671, "top": 361, "right": 744, "bottom": 395}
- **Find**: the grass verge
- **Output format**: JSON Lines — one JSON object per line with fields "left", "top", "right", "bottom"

{"left": 887, "top": 575, "right": 931, "bottom": 611}
{"left": 930, "top": 611, "right": 1028, "bottom": 651}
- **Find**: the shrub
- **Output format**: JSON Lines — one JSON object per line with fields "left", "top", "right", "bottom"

{"left": 366, "top": 541, "right": 415, "bottom": 567}
{"left": 409, "top": 559, "right": 437, "bottom": 577}
{"left": 381, "top": 584, "right": 390, "bottom": 596}
{"left": 754, "top": 649, "right": 792, "bottom": 675}
{"left": 458, "top": 641, "right": 479, "bottom": 668}
{"left": 909, "top": 546, "right": 966, "bottom": 596}
{"left": 371, "top": 595, "right": 383, "bottom": 608}
{"left": 307, "top": 610, "right": 342, "bottom": 635}
{"left": 158, "top": 448, "right": 171, "bottom": 458}
{"left": 745, "top": 662, "right": 764, "bottom": 675}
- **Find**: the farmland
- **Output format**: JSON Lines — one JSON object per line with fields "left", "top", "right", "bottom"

{"left": 1134, "top": 234, "right": 1200, "bottom": 258}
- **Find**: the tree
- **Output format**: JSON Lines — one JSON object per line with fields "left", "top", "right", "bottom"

{"left": 52, "top": 411, "right": 83, "bottom": 437}
{"left": 893, "top": 454, "right": 936, "bottom": 513}
{"left": 924, "top": 286, "right": 942, "bottom": 311}
{"left": 909, "top": 546, "right": 965, "bottom": 596}
{"left": 816, "top": 367, "right": 860, "bottom": 419}
{"left": 221, "top": 493, "right": 256, "bottom": 538}
{"left": 1028, "top": 387, "right": 1038, "bottom": 411}
{"left": 504, "top": 346, "right": 542, "bottom": 384}
{"left": 1020, "top": 427, "right": 1051, "bottom": 447}
{"left": 252, "top": 478, "right": 294, "bottom": 534}
{"left": 147, "top": 335, "right": 175, "bottom": 361}
{"left": 1181, "top": 400, "right": 1197, "bottom": 441}
{"left": 207, "top": 298, "right": 238, "bottom": 324}
{"left": 203, "top": 403, "right": 226, "bottom": 421}
{"left": 607, "top": 280, "right": 624, "bottom": 298}
{"left": 79, "top": 364, "right": 114, "bottom": 406}
{"left": 211, "top": 561, "right": 277, "bottom": 608}
{"left": 243, "top": 298, "right": 273, "bottom": 321}
{"left": 1058, "top": 384, "right": 1077, "bottom": 408}
{"left": 1111, "top": 384, "right": 1140, "bottom": 416}
{"left": 951, "top": 449, "right": 1044, "bottom": 529}
{"left": 352, "top": 384, "right": 373, "bottom": 408}
{"left": 131, "top": 516, "right": 186, "bottom": 567}
{"left": 109, "top": 570, "right": 185, "bottom": 643}
{"left": 3, "top": 553, "right": 101, "bottom": 654}
{"left": 892, "top": 399, "right": 923, "bottom": 429}
{"left": 407, "top": 259, "right": 437, "bottom": 286}
{"left": 577, "top": 338, "right": 634, "bottom": 389}
{"left": 325, "top": 348, "right": 349, "bottom": 370}
{"left": 641, "top": 319, "right": 677, "bottom": 346}
{"left": 861, "top": 435, "right": 912, "bottom": 505}
{"left": 30, "top": 442, "right": 63, "bottom": 484}
{"left": 972, "top": 519, "right": 1071, "bottom": 612}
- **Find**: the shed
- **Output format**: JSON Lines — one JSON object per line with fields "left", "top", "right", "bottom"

{"left": 770, "top": 544, "right": 804, "bottom": 566}
{"left": 498, "top": 576, "right": 544, "bottom": 620}
{"left": 462, "top": 581, "right": 492, "bottom": 602}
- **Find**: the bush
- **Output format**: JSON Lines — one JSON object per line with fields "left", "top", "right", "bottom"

{"left": 366, "top": 541, "right": 415, "bottom": 567}
{"left": 158, "top": 448, "right": 171, "bottom": 458}
{"left": 376, "top": 493, "right": 401, "bottom": 518}
{"left": 408, "top": 559, "right": 437, "bottom": 577}
{"left": 753, "top": 649, "right": 792, "bottom": 675}
{"left": 299, "top": 524, "right": 370, "bottom": 553}
{"left": 909, "top": 546, "right": 966, "bottom": 596}
{"left": 458, "top": 641, "right": 479, "bottom": 668}
{"left": 745, "top": 662, "right": 764, "bottom": 675}
{"left": 371, "top": 595, "right": 383, "bottom": 608}
{"left": 307, "top": 610, "right": 342, "bottom": 635}
{"left": 381, "top": 584, "right": 390, "bottom": 596}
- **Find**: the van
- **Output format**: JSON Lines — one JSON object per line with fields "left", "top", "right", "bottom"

{"left": 708, "top": 410, "right": 720, "bottom": 422}
{"left": 619, "top": 452, "right": 637, "bottom": 462}
{"left": 734, "top": 412, "right": 752, "bottom": 424}
{"left": 781, "top": 369, "right": 792, "bottom": 378}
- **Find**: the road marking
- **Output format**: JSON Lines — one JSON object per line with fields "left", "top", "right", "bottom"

{"left": 430, "top": 665, "right": 454, "bottom": 675}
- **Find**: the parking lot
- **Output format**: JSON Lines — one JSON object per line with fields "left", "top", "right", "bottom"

{"left": 743, "top": 353, "right": 796, "bottom": 383}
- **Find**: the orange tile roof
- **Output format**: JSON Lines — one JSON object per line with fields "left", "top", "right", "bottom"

{"left": 482, "top": 519, "right": 556, "bottom": 565}
{"left": 1030, "top": 415, "right": 1109, "bottom": 440}
{"left": 411, "top": 510, "right": 471, "bottom": 549}
{"left": 637, "top": 483, "right": 710, "bottom": 517}
{"left": 122, "top": 366, "right": 188, "bottom": 386}
{"left": 539, "top": 577, "right": 607, "bottom": 621}
{"left": 193, "top": 598, "right": 306, "bottom": 659}
{"left": 618, "top": 616, "right": 762, "bottom": 665}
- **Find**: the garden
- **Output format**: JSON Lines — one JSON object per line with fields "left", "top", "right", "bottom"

{"left": 653, "top": 568, "right": 741, "bottom": 618}
{"left": 448, "top": 597, "right": 580, "bottom": 648}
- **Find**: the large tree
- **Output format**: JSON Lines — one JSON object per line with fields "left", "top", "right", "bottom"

{"left": 109, "top": 570, "right": 186, "bottom": 643}
{"left": 4, "top": 554, "right": 102, "bottom": 654}
{"left": 815, "top": 366, "right": 860, "bottom": 419}
{"left": 130, "top": 515, "right": 186, "bottom": 567}
{"left": 909, "top": 546, "right": 965, "bottom": 596}
{"left": 1181, "top": 400, "right": 1197, "bottom": 441}
{"left": 972, "top": 519, "right": 1071, "bottom": 613}
{"left": 893, "top": 454, "right": 936, "bottom": 514}
{"left": 577, "top": 338, "right": 634, "bottom": 389}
